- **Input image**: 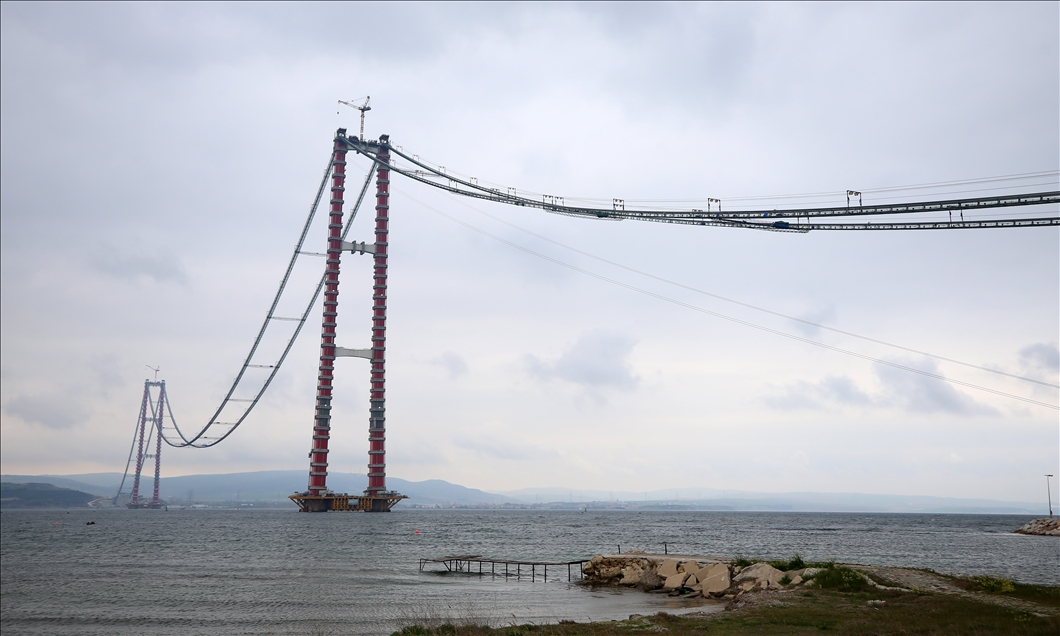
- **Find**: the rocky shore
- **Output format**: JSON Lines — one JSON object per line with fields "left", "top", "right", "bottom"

{"left": 1014, "top": 517, "right": 1060, "bottom": 536}
{"left": 581, "top": 552, "right": 837, "bottom": 598}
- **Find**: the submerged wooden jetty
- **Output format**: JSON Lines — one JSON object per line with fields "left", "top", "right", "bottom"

{"left": 419, "top": 555, "right": 589, "bottom": 582}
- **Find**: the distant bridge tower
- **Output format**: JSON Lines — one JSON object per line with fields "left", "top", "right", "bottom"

{"left": 116, "top": 379, "right": 168, "bottom": 509}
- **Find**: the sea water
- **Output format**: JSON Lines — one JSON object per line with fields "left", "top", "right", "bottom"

{"left": 1, "top": 509, "right": 1056, "bottom": 635}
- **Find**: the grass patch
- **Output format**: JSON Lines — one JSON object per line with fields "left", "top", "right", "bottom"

{"left": 949, "top": 575, "right": 1060, "bottom": 608}
{"left": 699, "top": 590, "right": 1058, "bottom": 635}
{"left": 861, "top": 570, "right": 903, "bottom": 589}
{"left": 767, "top": 553, "right": 806, "bottom": 571}
{"left": 1010, "top": 582, "right": 1060, "bottom": 608}
{"left": 735, "top": 553, "right": 833, "bottom": 571}
{"left": 392, "top": 587, "right": 1059, "bottom": 635}
{"left": 971, "top": 575, "right": 1017, "bottom": 593}
{"left": 806, "top": 564, "right": 872, "bottom": 593}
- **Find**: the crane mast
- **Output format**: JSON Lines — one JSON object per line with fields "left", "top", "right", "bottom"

{"left": 338, "top": 97, "right": 372, "bottom": 140}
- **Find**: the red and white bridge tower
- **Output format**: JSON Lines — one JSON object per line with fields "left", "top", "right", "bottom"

{"left": 290, "top": 130, "right": 405, "bottom": 512}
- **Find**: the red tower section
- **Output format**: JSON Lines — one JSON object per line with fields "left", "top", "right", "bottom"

{"left": 367, "top": 146, "right": 390, "bottom": 497}
{"left": 305, "top": 137, "right": 348, "bottom": 498}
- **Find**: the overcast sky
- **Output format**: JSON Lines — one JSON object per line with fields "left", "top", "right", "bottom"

{"left": 2, "top": 2, "right": 1057, "bottom": 503}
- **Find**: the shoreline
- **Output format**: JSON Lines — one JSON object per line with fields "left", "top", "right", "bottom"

{"left": 397, "top": 559, "right": 1060, "bottom": 634}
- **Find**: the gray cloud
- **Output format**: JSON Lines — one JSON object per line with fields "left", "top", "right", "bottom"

{"left": 765, "top": 374, "right": 872, "bottom": 410}
{"left": 452, "top": 435, "right": 552, "bottom": 462}
{"left": 766, "top": 362, "right": 995, "bottom": 416}
{"left": 790, "top": 305, "right": 838, "bottom": 337}
{"left": 89, "top": 244, "right": 187, "bottom": 284}
{"left": 432, "top": 351, "right": 468, "bottom": 379}
{"left": 762, "top": 387, "right": 820, "bottom": 411}
{"left": 819, "top": 375, "right": 873, "bottom": 405}
{"left": 89, "top": 354, "right": 124, "bottom": 397}
{"left": 1019, "top": 342, "right": 1059, "bottom": 374}
{"left": 875, "top": 359, "right": 997, "bottom": 416}
{"left": 525, "top": 331, "right": 639, "bottom": 401}
{"left": 4, "top": 393, "right": 89, "bottom": 429}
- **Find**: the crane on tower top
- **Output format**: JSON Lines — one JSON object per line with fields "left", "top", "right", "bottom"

{"left": 338, "top": 96, "right": 371, "bottom": 140}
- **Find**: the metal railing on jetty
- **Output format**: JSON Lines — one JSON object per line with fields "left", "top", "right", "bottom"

{"left": 419, "top": 555, "right": 589, "bottom": 582}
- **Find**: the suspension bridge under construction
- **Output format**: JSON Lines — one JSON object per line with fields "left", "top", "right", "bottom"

{"left": 114, "top": 122, "right": 1060, "bottom": 512}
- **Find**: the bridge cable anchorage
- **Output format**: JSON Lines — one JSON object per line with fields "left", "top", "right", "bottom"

{"left": 393, "top": 185, "right": 1058, "bottom": 410}
{"left": 428, "top": 185, "right": 1058, "bottom": 389}
{"left": 342, "top": 138, "right": 1059, "bottom": 230}
{"left": 158, "top": 152, "right": 379, "bottom": 448}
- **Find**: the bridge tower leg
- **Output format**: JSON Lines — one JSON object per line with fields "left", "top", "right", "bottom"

{"left": 301, "top": 136, "right": 348, "bottom": 511}
{"left": 129, "top": 382, "right": 150, "bottom": 507}
{"left": 366, "top": 144, "right": 390, "bottom": 510}
{"left": 152, "top": 383, "right": 166, "bottom": 506}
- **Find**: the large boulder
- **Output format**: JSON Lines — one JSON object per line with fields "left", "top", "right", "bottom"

{"left": 733, "top": 562, "right": 786, "bottom": 587}
{"left": 582, "top": 555, "right": 658, "bottom": 586}
{"left": 695, "top": 563, "right": 725, "bottom": 580}
{"left": 657, "top": 559, "right": 681, "bottom": 578}
{"left": 583, "top": 556, "right": 602, "bottom": 573}
{"left": 619, "top": 565, "right": 643, "bottom": 586}
{"left": 682, "top": 560, "right": 700, "bottom": 573}
{"left": 662, "top": 572, "right": 690, "bottom": 590}
{"left": 637, "top": 569, "right": 663, "bottom": 591}
{"left": 582, "top": 556, "right": 624, "bottom": 583}
{"left": 697, "top": 563, "right": 731, "bottom": 594}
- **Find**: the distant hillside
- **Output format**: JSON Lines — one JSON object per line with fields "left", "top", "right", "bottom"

{"left": 0, "top": 474, "right": 120, "bottom": 497}
{"left": 145, "top": 471, "right": 520, "bottom": 505}
{"left": 491, "top": 489, "right": 1038, "bottom": 515}
{"left": 1, "top": 472, "right": 519, "bottom": 506}
{"left": 496, "top": 487, "right": 1043, "bottom": 514}
{"left": 1, "top": 472, "right": 1043, "bottom": 513}
{"left": 0, "top": 482, "right": 97, "bottom": 509}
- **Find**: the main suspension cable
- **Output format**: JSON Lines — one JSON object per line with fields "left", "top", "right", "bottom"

{"left": 432, "top": 188, "right": 1057, "bottom": 389}
{"left": 344, "top": 138, "right": 1059, "bottom": 230}
{"left": 393, "top": 184, "right": 1058, "bottom": 410}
